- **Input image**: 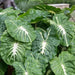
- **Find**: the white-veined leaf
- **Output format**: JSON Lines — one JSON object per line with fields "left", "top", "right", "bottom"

{"left": 0, "top": 31, "right": 31, "bottom": 65}
{"left": 50, "top": 13, "right": 75, "bottom": 47}
{"left": 0, "top": 7, "right": 21, "bottom": 42}
{"left": 5, "top": 17, "right": 36, "bottom": 42}
{"left": 50, "top": 51, "right": 75, "bottom": 75}
{"left": 13, "top": 56, "right": 43, "bottom": 75}
{"left": 32, "top": 28, "right": 60, "bottom": 59}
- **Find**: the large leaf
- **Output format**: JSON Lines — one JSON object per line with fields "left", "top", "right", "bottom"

{"left": 0, "top": 31, "right": 31, "bottom": 65}
{"left": 13, "top": 56, "right": 43, "bottom": 75}
{"left": 50, "top": 51, "right": 75, "bottom": 75}
{"left": 13, "top": 62, "right": 25, "bottom": 75}
{"left": 24, "top": 55, "right": 43, "bottom": 75}
{"left": 25, "top": 50, "right": 48, "bottom": 74}
{"left": 5, "top": 17, "right": 36, "bottom": 42}
{"left": 0, "top": 8, "right": 21, "bottom": 41}
{"left": 32, "top": 28, "right": 60, "bottom": 59}
{"left": 0, "top": 7, "right": 21, "bottom": 16}
{"left": 13, "top": 50, "right": 48, "bottom": 75}
{"left": 18, "top": 9, "right": 49, "bottom": 22}
{"left": 50, "top": 13, "right": 75, "bottom": 47}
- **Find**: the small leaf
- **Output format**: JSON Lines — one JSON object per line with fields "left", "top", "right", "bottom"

{"left": 0, "top": 60, "right": 7, "bottom": 75}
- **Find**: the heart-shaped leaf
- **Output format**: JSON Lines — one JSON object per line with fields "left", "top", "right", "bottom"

{"left": 50, "top": 51, "right": 75, "bottom": 75}
{"left": 13, "top": 56, "right": 43, "bottom": 75}
{"left": 0, "top": 31, "right": 31, "bottom": 65}
{"left": 32, "top": 28, "right": 60, "bottom": 59}
{"left": 18, "top": 9, "right": 49, "bottom": 22}
{"left": 5, "top": 17, "right": 36, "bottom": 42}
{"left": 50, "top": 13, "right": 75, "bottom": 47}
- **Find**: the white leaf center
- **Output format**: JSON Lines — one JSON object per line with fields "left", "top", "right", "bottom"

{"left": 41, "top": 41, "right": 46, "bottom": 54}
{"left": 58, "top": 25, "right": 66, "bottom": 35}
{"left": 0, "top": 12, "right": 4, "bottom": 15}
{"left": 25, "top": 71, "right": 28, "bottom": 75}
{"left": 19, "top": 26, "right": 28, "bottom": 35}
{"left": 12, "top": 43, "right": 18, "bottom": 56}
{"left": 61, "top": 64, "right": 67, "bottom": 75}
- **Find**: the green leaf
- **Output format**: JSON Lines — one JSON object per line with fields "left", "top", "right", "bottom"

{"left": 25, "top": 50, "right": 48, "bottom": 74}
{"left": 13, "top": 56, "right": 43, "bottom": 75}
{"left": 0, "top": 7, "right": 21, "bottom": 16}
{"left": 0, "top": 31, "right": 31, "bottom": 65}
{"left": 32, "top": 28, "right": 60, "bottom": 59}
{"left": 61, "top": 5, "right": 75, "bottom": 16}
{"left": 13, "top": 51, "right": 48, "bottom": 75}
{"left": 0, "top": 19, "right": 6, "bottom": 40}
{"left": 13, "top": 62, "right": 25, "bottom": 75}
{"left": 50, "top": 13, "right": 75, "bottom": 47}
{"left": 5, "top": 17, "right": 36, "bottom": 42}
{"left": 24, "top": 55, "right": 43, "bottom": 75}
{"left": 50, "top": 51, "right": 75, "bottom": 75}
{"left": 0, "top": 70, "right": 4, "bottom": 75}
{"left": 0, "top": 7, "right": 21, "bottom": 41}
{"left": 70, "top": 11, "right": 75, "bottom": 22}
{"left": 68, "top": 39, "right": 75, "bottom": 55}
{"left": 18, "top": 9, "right": 49, "bottom": 22}
{"left": 33, "top": 4, "right": 61, "bottom": 14}
{"left": 15, "top": 0, "right": 43, "bottom": 11}
{"left": 0, "top": 60, "right": 7, "bottom": 75}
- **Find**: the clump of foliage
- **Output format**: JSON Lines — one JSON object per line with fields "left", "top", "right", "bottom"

{"left": 15, "top": 0, "right": 75, "bottom": 11}
{"left": 0, "top": 5, "right": 75, "bottom": 75}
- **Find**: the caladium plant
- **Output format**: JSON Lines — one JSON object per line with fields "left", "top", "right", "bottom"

{"left": 0, "top": 5, "right": 75, "bottom": 75}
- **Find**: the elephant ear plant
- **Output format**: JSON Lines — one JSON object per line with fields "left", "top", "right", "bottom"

{"left": 0, "top": 5, "right": 75, "bottom": 75}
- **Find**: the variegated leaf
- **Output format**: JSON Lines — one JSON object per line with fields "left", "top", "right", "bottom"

{"left": 50, "top": 51, "right": 75, "bottom": 75}
{"left": 50, "top": 13, "right": 75, "bottom": 47}
{"left": 32, "top": 28, "right": 60, "bottom": 59}
{"left": 0, "top": 31, "right": 31, "bottom": 65}
{"left": 5, "top": 18, "right": 36, "bottom": 42}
